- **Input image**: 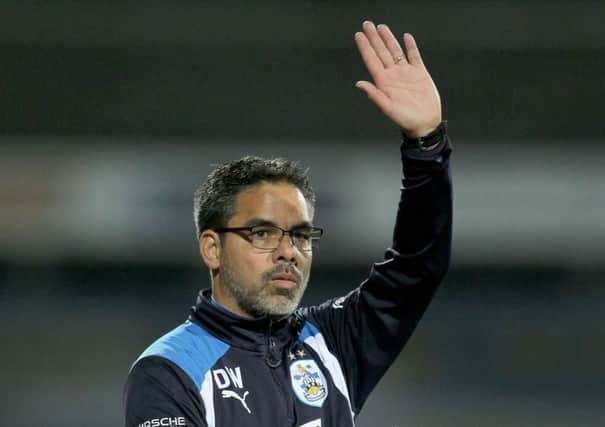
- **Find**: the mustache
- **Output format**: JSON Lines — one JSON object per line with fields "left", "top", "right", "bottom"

{"left": 261, "top": 264, "right": 302, "bottom": 285}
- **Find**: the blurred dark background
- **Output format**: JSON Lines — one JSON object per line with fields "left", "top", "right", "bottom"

{"left": 1, "top": 1, "right": 604, "bottom": 426}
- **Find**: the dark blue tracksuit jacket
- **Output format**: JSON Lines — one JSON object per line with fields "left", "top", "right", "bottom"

{"left": 123, "top": 131, "right": 453, "bottom": 427}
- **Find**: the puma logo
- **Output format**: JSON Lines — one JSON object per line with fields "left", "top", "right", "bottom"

{"left": 221, "top": 390, "right": 251, "bottom": 414}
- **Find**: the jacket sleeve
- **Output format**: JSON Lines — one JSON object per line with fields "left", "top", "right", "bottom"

{"left": 123, "top": 356, "right": 207, "bottom": 427}
{"left": 302, "top": 132, "right": 453, "bottom": 415}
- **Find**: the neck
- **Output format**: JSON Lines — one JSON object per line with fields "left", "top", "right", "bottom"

{"left": 211, "top": 282, "right": 255, "bottom": 319}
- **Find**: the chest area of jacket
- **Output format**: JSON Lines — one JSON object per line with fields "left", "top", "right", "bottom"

{"left": 202, "top": 345, "right": 351, "bottom": 426}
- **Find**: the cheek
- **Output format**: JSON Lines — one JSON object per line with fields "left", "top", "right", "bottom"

{"left": 300, "top": 254, "right": 312, "bottom": 277}
{"left": 223, "top": 239, "right": 268, "bottom": 277}
{"left": 236, "top": 251, "right": 274, "bottom": 282}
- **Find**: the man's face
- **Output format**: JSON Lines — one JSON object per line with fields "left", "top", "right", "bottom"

{"left": 217, "top": 182, "right": 313, "bottom": 318}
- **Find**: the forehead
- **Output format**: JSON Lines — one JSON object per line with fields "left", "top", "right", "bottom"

{"left": 230, "top": 182, "right": 312, "bottom": 226}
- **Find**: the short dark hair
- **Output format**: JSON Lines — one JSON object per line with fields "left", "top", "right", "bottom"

{"left": 193, "top": 156, "right": 316, "bottom": 239}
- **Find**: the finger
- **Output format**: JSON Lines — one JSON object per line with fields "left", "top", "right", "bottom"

{"left": 355, "top": 80, "right": 392, "bottom": 114}
{"left": 362, "top": 21, "right": 395, "bottom": 68}
{"left": 377, "top": 24, "right": 407, "bottom": 65}
{"left": 354, "top": 32, "right": 385, "bottom": 82}
{"left": 403, "top": 33, "right": 425, "bottom": 68}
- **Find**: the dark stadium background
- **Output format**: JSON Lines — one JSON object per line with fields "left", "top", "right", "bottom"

{"left": 1, "top": 2, "right": 603, "bottom": 426}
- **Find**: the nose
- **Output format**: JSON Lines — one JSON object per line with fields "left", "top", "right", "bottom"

{"left": 272, "top": 232, "right": 299, "bottom": 265}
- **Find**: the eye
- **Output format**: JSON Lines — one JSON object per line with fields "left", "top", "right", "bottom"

{"left": 293, "top": 229, "right": 313, "bottom": 241}
{"left": 251, "top": 230, "right": 268, "bottom": 239}
{"left": 249, "top": 226, "right": 275, "bottom": 239}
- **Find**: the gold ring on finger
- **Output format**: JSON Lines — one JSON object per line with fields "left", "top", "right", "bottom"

{"left": 394, "top": 53, "right": 406, "bottom": 63}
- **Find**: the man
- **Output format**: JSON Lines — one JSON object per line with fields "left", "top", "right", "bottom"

{"left": 124, "top": 21, "right": 452, "bottom": 426}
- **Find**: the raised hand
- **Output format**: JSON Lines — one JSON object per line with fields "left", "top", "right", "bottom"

{"left": 354, "top": 21, "right": 442, "bottom": 138}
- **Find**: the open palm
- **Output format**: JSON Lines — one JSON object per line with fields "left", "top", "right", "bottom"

{"left": 355, "top": 21, "right": 442, "bottom": 138}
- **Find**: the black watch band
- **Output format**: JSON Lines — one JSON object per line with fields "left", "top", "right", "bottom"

{"left": 401, "top": 121, "right": 448, "bottom": 151}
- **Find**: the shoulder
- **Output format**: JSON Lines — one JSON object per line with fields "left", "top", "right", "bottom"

{"left": 295, "top": 307, "right": 336, "bottom": 353}
{"left": 124, "top": 321, "right": 226, "bottom": 425}
{"left": 297, "top": 290, "right": 360, "bottom": 331}
{"left": 130, "top": 320, "right": 230, "bottom": 390}
{"left": 124, "top": 357, "right": 205, "bottom": 426}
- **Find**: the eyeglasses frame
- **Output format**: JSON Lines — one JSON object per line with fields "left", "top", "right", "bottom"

{"left": 213, "top": 225, "right": 324, "bottom": 251}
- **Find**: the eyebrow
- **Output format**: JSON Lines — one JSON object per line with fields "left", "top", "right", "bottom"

{"left": 242, "top": 218, "right": 313, "bottom": 229}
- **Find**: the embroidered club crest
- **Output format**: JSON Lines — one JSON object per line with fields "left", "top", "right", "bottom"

{"left": 289, "top": 359, "right": 328, "bottom": 407}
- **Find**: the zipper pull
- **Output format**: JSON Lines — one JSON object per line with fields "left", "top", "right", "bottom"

{"left": 265, "top": 319, "right": 281, "bottom": 367}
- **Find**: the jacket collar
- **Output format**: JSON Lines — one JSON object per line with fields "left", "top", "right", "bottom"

{"left": 188, "top": 289, "right": 304, "bottom": 355}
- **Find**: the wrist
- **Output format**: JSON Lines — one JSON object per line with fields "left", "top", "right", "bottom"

{"left": 403, "top": 125, "right": 438, "bottom": 139}
{"left": 401, "top": 121, "right": 448, "bottom": 151}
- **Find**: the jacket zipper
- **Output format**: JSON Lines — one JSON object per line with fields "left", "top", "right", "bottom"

{"left": 265, "top": 318, "right": 296, "bottom": 425}
{"left": 265, "top": 318, "right": 281, "bottom": 368}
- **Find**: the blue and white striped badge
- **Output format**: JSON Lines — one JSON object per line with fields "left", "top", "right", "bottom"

{"left": 289, "top": 359, "right": 328, "bottom": 407}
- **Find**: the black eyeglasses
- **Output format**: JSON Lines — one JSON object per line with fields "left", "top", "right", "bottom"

{"left": 214, "top": 225, "right": 323, "bottom": 251}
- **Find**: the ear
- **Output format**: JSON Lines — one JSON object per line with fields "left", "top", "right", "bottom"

{"left": 199, "top": 230, "right": 221, "bottom": 270}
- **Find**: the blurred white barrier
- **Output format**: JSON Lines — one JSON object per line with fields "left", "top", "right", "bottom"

{"left": 1, "top": 138, "right": 604, "bottom": 267}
